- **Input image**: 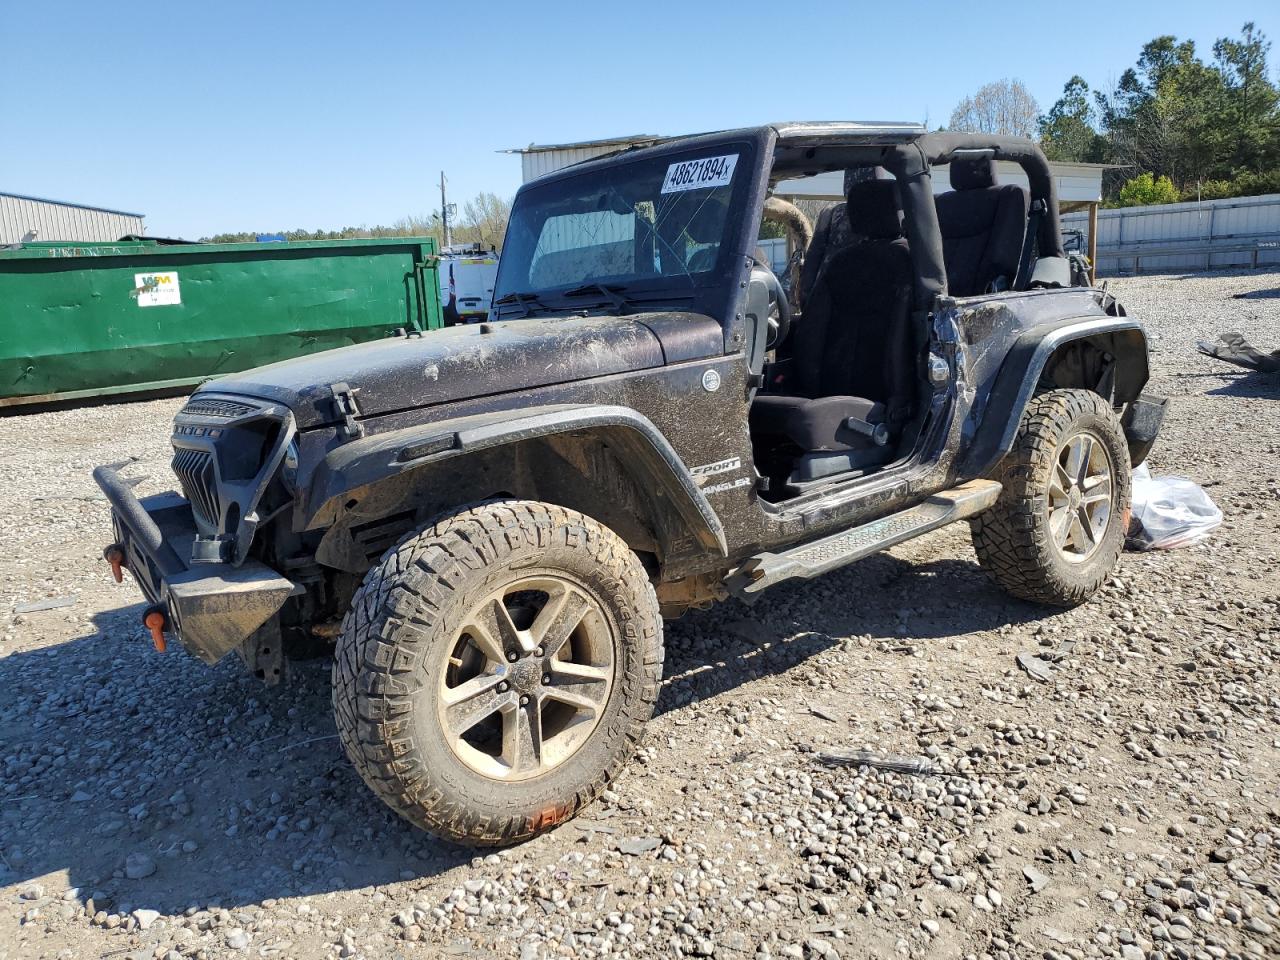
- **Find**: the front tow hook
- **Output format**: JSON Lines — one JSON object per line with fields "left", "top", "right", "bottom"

{"left": 103, "top": 543, "right": 128, "bottom": 583}
{"left": 143, "top": 605, "right": 169, "bottom": 653}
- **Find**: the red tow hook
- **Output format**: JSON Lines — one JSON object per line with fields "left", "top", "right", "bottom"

{"left": 103, "top": 544, "right": 127, "bottom": 583}
{"left": 142, "top": 606, "right": 168, "bottom": 653}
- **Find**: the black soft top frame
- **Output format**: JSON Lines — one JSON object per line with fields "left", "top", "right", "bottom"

{"left": 771, "top": 129, "right": 1065, "bottom": 309}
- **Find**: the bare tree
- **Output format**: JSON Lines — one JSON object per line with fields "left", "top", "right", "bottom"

{"left": 949, "top": 79, "right": 1041, "bottom": 138}
{"left": 459, "top": 193, "right": 512, "bottom": 250}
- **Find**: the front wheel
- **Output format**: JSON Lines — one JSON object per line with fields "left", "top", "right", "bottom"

{"left": 333, "top": 500, "right": 663, "bottom": 846}
{"left": 970, "top": 388, "right": 1131, "bottom": 607}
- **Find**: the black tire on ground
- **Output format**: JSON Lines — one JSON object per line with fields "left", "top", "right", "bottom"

{"left": 970, "top": 388, "right": 1132, "bottom": 607}
{"left": 333, "top": 500, "right": 663, "bottom": 846}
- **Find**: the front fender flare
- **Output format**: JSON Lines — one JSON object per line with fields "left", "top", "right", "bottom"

{"left": 301, "top": 403, "right": 727, "bottom": 557}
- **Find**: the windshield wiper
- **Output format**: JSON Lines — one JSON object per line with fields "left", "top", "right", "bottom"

{"left": 492, "top": 290, "right": 549, "bottom": 318}
{"left": 563, "top": 283, "right": 634, "bottom": 314}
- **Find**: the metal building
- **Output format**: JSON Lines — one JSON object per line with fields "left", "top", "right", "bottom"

{"left": 502, "top": 135, "right": 664, "bottom": 183}
{"left": 1, "top": 192, "right": 145, "bottom": 245}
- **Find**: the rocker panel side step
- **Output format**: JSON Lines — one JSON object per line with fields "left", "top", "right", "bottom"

{"left": 728, "top": 479, "right": 1001, "bottom": 597}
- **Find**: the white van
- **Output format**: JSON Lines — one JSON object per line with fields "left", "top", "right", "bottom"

{"left": 438, "top": 243, "right": 499, "bottom": 324}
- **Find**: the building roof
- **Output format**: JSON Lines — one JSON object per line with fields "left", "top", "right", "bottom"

{"left": 0, "top": 190, "right": 144, "bottom": 219}
{"left": 501, "top": 123, "right": 933, "bottom": 155}
{"left": 500, "top": 134, "right": 665, "bottom": 155}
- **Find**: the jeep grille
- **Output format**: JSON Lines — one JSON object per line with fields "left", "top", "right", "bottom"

{"left": 172, "top": 447, "right": 219, "bottom": 530}
{"left": 180, "top": 397, "right": 256, "bottom": 419}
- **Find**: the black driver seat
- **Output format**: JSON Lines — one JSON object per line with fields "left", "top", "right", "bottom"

{"left": 750, "top": 180, "right": 914, "bottom": 483}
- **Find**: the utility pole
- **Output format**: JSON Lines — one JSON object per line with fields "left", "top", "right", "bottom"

{"left": 439, "top": 171, "right": 454, "bottom": 249}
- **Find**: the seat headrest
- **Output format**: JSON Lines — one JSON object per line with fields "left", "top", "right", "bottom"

{"left": 845, "top": 180, "right": 903, "bottom": 240}
{"left": 949, "top": 155, "right": 999, "bottom": 191}
{"left": 842, "top": 165, "right": 891, "bottom": 199}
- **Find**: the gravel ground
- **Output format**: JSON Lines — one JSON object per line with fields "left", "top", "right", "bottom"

{"left": 1, "top": 270, "right": 1278, "bottom": 960}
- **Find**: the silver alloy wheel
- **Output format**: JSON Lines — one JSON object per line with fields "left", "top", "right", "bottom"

{"left": 437, "top": 575, "right": 615, "bottom": 781}
{"left": 1048, "top": 430, "right": 1114, "bottom": 563}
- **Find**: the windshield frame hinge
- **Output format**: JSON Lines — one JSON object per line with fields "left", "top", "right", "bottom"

{"left": 328, "top": 382, "right": 365, "bottom": 439}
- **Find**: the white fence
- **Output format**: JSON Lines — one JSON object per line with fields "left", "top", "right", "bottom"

{"left": 1062, "top": 193, "right": 1280, "bottom": 275}
{"left": 757, "top": 237, "right": 789, "bottom": 274}
{"left": 760, "top": 193, "right": 1280, "bottom": 281}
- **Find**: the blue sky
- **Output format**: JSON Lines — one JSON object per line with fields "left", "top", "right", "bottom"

{"left": 3, "top": 1, "right": 1275, "bottom": 238}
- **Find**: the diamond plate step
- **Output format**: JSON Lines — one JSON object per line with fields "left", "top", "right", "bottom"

{"left": 727, "top": 479, "right": 1001, "bottom": 596}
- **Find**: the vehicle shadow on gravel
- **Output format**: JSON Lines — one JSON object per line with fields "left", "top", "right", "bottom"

{"left": 1, "top": 609, "right": 473, "bottom": 917}
{"left": 2, "top": 553, "right": 1049, "bottom": 916}
{"left": 657, "top": 552, "right": 1053, "bottom": 715}
{"left": 1206, "top": 374, "right": 1280, "bottom": 399}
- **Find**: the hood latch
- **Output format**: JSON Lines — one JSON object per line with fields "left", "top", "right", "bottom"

{"left": 328, "top": 382, "right": 364, "bottom": 439}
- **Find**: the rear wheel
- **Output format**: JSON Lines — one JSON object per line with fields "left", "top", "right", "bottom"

{"left": 333, "top": 500, "right": 663, "bottom": 845}
{"left": 970, "top": 388, "right": 1131, "bottom": 606}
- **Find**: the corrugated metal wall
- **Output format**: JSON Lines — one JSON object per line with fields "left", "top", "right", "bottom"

{"left": 521, "top": 146, "right": 624, "bottom": 183}
{"left": 0, "top": 194, "right": 144, "bottom": 244}
{"left": 1062, "top": 193, "right": 1280, "bottom": 274}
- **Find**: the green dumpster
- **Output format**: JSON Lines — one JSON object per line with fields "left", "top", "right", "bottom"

{"left": 0, "top": 236, "right": 442, "bottom": 408}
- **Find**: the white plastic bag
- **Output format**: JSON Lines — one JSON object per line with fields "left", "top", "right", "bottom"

{"left": 1127, "top": 462, "right": 1223, "bottom": 550}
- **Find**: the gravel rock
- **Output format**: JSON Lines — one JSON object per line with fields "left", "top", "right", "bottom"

{"left": 225, "top": 928, "right": 250, "bottom": 950}
{"left": 123, "top": 853, "right": 156, "bottom": 880}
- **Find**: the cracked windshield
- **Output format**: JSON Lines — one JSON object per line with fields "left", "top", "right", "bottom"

{"left": 494, "top": 145, "right": 750, "bottom": 305}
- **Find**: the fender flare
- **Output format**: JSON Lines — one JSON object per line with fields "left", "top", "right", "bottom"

{"left": 960, "top": 316, "right": 1150, "bottom": 477}
{"left": 301, "top": 403, "right": 727, "bottom": 557}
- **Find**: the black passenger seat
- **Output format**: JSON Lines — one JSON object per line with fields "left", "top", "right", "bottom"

{"left": 934, "top": 155, "right": 1028, "bottom": 296}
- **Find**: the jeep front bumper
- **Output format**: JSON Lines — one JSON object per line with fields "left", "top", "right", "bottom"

{"left": 93, "top": 463, "right": 295, "bottom": 665}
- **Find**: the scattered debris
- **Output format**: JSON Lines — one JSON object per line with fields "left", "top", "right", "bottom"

{"left": 1023, "top": 865, "right": 1052, "bottom": 893}
{"left": 815, "top": 748, "right": 946, "bottom": 777}
{"left": 1040, "top": 638, "right": 1076, "bottom": 663}
{"left": 1197, "top": 331, "right": 1280, "bottom": 373}
{"left": 809, "top": 706, "right": 838, "bottom": 723}
{"left": 1127, "top": 463, "right": 1223, "bottom": 550}
{"left": 14, "top": 594, "right": 78, "bottom": 614}
{"left": 1016, "top": 651, "right": 1056, "bottom": 683}
{"left": 617, "top": 837, "right": 662, "bottom": 856}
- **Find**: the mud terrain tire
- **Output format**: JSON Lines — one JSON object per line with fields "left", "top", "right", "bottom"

{"left": 971, "top": 388, "right": 1131, "bottom": 607}
{"left": 333, "top": 500, "right": 662, "bottom": 846}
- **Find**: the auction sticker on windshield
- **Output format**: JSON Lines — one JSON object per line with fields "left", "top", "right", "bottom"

{"left": 661, "top": 154, "right": 738, "bottom": 194}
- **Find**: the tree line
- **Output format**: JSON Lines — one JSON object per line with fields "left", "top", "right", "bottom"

{"left": 202, "top": 191, "right": 512, "bottom": 248}
{"left": 949, "top": 22, "right": 1279, "bottom": 205}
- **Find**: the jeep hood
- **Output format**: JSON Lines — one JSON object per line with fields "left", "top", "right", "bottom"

{"left": 200, "top": 315, "right": 683, "bottom": 429}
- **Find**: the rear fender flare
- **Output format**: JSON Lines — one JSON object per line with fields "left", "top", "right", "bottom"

{"left": 301, "top": 404, "right": 727, "bottom": 571}
{"left": 962, "top": 317, "right": 1150, "bottom": 477}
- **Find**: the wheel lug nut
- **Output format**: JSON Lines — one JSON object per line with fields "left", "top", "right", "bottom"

{"left": 542, "top": 675, "right": 550, "bottom": 685}
{"left": 520, "top": 695, "right": 530, "bottom": 705}
{"left": 507, "top": 651, "right": 518, "bottom": 662}
{"left": 535, "top": 647, "right": 544, "bottom": 657}
{"left": 498, "top": 681, "right": 509, "bottom": 692}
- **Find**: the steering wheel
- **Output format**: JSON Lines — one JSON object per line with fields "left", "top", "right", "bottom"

{"left": 757, "top": 263, "right": 792, "bottom": 349}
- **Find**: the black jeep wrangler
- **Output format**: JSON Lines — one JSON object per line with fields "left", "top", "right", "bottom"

{"left": 96, "top": 123, "right": 1165, "bottom": 845}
